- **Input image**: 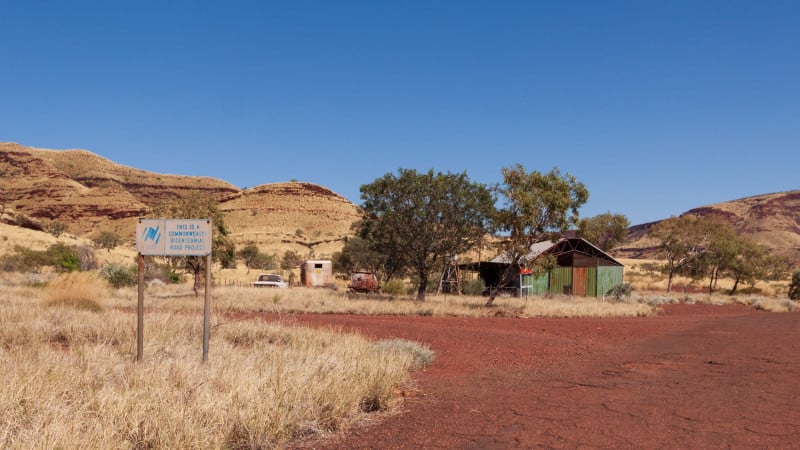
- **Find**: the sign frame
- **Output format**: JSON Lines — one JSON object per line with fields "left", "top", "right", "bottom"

{"left": 137, "top": 219, "right": 212, "bottom": 256}
{"left": 135, "top": 218, "right": 213, "bottom": 363}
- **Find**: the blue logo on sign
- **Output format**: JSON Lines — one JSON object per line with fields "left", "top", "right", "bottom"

{"left": 141, "top": 225, "right": 161, "bottom": 245}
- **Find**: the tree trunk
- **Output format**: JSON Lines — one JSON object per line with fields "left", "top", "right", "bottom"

{"left": 666, "top": 268, "right": 676, "bottom": 293}
{"left": 486, "top": 264, "right": 517, "bottom": 306}
{"left": 486, "top": 288, "right": 498, "bottom": 307}
{"left": 708, "top": 268, "right": 717, "bottom": 295}
{"left": 730, "top": 276, "right": 741, "bottom": 296}
{"left": 416, "top": 271, "right": 427, "bottom": 301}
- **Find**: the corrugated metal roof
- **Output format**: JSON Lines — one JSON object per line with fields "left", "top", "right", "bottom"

{"left": 490, "top": 240, "right": 556, "bottom": 264}
{"left": 487, "top": 238, "right": 624, "bottom": 267}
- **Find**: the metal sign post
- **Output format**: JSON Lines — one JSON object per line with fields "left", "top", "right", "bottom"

{"left": 135, "top": 218, "right": 213, "bottom": 363}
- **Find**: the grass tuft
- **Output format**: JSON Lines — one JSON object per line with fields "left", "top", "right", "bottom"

{"left": 43, "top": 272, "right": 107, "bottom": 312}
{"left": 753, "top": 297, "right": 798, "bottom": 312}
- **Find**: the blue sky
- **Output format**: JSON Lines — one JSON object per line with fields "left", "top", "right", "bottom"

{"left": 2, "top": 1, "right": 798, "bottom": 225}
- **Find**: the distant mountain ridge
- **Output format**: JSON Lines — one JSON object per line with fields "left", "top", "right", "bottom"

{"left": 2, "top": 142, "right": 797, "bottom": 262}
{"left": 617, "top": 191, "right": 800, "bottom": 261}
{"left": 0, "top": 142, "right": 360, "bottom": 258}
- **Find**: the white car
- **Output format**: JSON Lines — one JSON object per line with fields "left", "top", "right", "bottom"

{"left": 253, "top": 274, "right": 287, "bottom": 288}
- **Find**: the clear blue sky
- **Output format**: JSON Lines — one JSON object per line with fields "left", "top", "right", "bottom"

{"left": 2, "top": 1, "right": 798, "bottom": 225}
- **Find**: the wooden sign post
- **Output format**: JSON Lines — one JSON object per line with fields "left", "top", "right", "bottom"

{"left": 135, "top": 218, "right": 213, "bottom": 362}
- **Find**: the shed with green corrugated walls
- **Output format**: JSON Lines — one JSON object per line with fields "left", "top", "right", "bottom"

{"left": 459, "top": 237, "right": 624, "bottom": 298}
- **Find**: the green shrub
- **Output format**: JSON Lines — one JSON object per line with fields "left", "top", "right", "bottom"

{"left": 606, "top": 283, "right": 633, "bottom": 301}
{"left": 99, "top": 262, "right": 137, "bottom": 288}
{"left": 251, "top": 252, "right": 277, "bottom": 271}
{"left": 381, "top": 279, "right": 406, "bottom": 296}
{"left": 461, "top": 278, "right": 486, "bottom": 296}
{"left": 167, "top": 271, "right": 182, "bottom": 283}
{"left": 93, "top": 231, "right": 121, "bottom": 251}
{"left": 1, "top": 246, "right": 49, "bottom": 272}
{"left": 46, "top": 243, "right": 81, "bottom": 272}
{"left": 238, "top": 243, "right": 260, "bottom": 267}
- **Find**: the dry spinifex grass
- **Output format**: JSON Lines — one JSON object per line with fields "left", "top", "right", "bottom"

{"left": 204, "top": 286, "right": 657, "bottom": 318}
{"left": 0, "top": 279, "right": 433, "bottom": 449}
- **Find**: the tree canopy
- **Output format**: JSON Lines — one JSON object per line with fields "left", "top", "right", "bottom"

{"left": 152, "top": 193, "right": 235, "bottom": 295}
{"left": 648, "top": 215, "right": 716, "bottom": 293}
{"left": 649, "top": 214, "right": 786, "bottom": 294}
{"left": 357, "top": 168, "right": 494, "bottom": 301}
{"left": 577, "top": 212, "right": 630, "bottom": 251}
{"left": 487, "top": 165, "right": 589, "bottom": 305}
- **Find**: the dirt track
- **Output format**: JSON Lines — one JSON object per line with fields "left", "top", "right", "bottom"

{"left": 283, "top": 304, "right": 799, "bottom": 448}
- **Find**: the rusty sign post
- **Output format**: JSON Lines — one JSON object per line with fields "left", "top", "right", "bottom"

{"left": 135, "top": 218, "right": 213, "bottom": 362}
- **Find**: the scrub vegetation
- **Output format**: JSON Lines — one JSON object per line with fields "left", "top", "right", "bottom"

{"left": 0, "top": 274, "right": 434, "bottom": 449}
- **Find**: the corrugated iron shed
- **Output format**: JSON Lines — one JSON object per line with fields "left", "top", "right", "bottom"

{"left": 460, "top": 237, "right": 624, "bottom": 298}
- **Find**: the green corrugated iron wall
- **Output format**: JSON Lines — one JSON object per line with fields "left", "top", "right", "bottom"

{"left": 531, "top": 273, "right": 549, "bottom": 295}
{"left": 520, "top": 273, "right": 549, "bottom": 296}
{"left": 516, "top": 265, "right": 622, "bottom": 298}
{"left": 586, "top": 267, "right": 598, "bottom": 298}
{"left": 549, "top": 267, "right": 572, "bottom": 295}
{"left": 597, "top": 266, "right": 624, "bottom": 296}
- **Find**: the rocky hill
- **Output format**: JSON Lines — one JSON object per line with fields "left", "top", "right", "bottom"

{"left": 0, "top": 142, "right": 360, "bottom": 259}
{"left": 617, "top": 191, "right": 800, "bottom": 262}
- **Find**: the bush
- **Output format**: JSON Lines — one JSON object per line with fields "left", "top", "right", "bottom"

{"left": 99, "top": 262, "right": 137, "bottom": 288}
{"left": 381, "top": 279, "right": 406, "bottom": 296}
{"left": 93, "top": 231, "right": 121, "bottom": 251}
{"left": 238, "top": 243, "right": 260, "bottom": 267}
{"left": 1, "top": 246, "right": 49, "bottom": 272}
{"left": 46, "top": 221, "right": 68, "bottom": 237}
{"left": 789, "top": 271, "right": 800, "bottom": 300}
{"left": 14, "top": 213, "right": 44, "bottom": 231}
{"left": 646, "top": 295, "right": 678, "bottom": 306}
{"left": 462, "top": 278, "right": 486, "bottom": 296}
{"left": 375, "top": 338, "right": 435, "bottom": 370}
{"left": 166, "top": 270, "right": 182, "bottom": 284}
{"left": 250, "top": 252, "right": 277, "bottom": 270}
{"left": 281, "top": 250, "right": 303, "bottom": 270}
{"left": 77, "top": 244, "right": 98, "bottom": 271}
{"left": 753, "top": 297, "right": 797, "bottom": 313}
{"left": 606, "top": 283, "right": 632, "bottom": 301}
{"left": 46, "top": 243, "right": 81, "bottom": 273}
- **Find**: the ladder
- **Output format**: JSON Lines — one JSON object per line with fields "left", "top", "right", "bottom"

{"left": 437, "top": 257, "right": 460, "bottom": 294}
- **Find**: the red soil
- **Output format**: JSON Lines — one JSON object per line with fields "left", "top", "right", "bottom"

{"left": 279, "top": 304, "right": 800, "bottom": 448}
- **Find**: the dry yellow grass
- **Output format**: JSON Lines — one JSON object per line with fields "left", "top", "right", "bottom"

{"left": 0, "top": 279, "right": 433, "bottom": 449}
{"left": 42, "top": 272, "right": 108, "bottom": 312}
{"left": 751, "top": 297, "right": 798, "bottom": 312}
{"left": 116, "top": 284, "right": 655, "bottom": 318}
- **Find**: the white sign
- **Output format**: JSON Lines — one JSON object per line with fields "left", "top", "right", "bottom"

{"left": 136, "top": 219, "right": 212, "bottom": 256}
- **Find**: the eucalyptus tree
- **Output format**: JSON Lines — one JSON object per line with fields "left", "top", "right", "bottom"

{"left": 648, "top": 215, "right": 718, "bottom": 293}
{"left": 358, "top": 168, "right": 494, "bottom": 301}
{"left": 577, "top": 212, "right": 630, "bottom": 251}
{"left": 487, "top": 165, "right": 589, "bottom": 306}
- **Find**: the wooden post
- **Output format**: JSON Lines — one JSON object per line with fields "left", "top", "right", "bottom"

{"left": 137, "top": 253, "right": 144, "bottom": 362}
{"left": 203, "top": 252, "right": 211, "bottom": 363}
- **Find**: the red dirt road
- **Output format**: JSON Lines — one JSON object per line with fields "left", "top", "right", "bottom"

{"left": 285, "top": 304, "right": 800, "bottom": 448}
